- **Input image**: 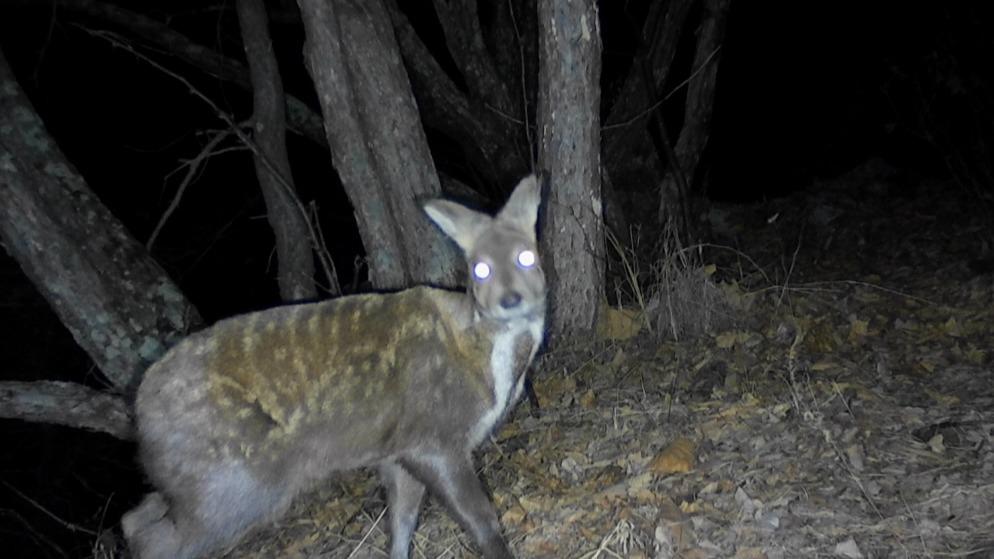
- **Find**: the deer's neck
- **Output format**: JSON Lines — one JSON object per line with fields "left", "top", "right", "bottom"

{"left": 468, "top": 313, "right": 544, "bottom": 447}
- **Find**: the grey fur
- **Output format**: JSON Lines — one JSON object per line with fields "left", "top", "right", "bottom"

{"left": 123, "top": 176, "right": 546, "bottom": 559}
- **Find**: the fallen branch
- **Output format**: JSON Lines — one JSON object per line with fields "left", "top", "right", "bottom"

{"left": 0, "top": 381, "right": 133, "bottom": 440}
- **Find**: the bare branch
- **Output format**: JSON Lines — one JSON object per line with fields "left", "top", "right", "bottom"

{"left": 658, "top": 0, "right": 731, "bottom": 226}
{"left": 237, "top": 0, "right": 319, "bottom": 300}
{"left": 0, "top": 381, "right": 133, "bottom": 440}
{"left": 487, "top": 0, "right": 538, "bottom": 133}
{"left": 0, "top": 48, "right": 200, "bottom": 390}
{"left": 3, "top": 481, "right": 99, "bottom": 536}
{"left": 147, "top": 129, "right": 234, "bottom": 251}
{"left": 387, "top": 0, "right": 528, "bottom": 191}
{"left": 56, "top": 0, "right": 326, "bottom": 147}
{"left": 603, "top": 0, "right": 694, "bottom": 155}
{"left": 431, "top": 0, "right": 516, "bottom": 117}
{"left": 82, "top": 28, "right": 340, "bottom": 295}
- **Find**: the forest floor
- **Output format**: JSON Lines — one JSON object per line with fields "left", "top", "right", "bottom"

{"left": 223, "top": 159, "right": 994, "bottom": 559}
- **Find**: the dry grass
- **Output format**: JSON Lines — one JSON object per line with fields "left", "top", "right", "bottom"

{"left": 606, "top": 221, "right": 740, "bottom": 343}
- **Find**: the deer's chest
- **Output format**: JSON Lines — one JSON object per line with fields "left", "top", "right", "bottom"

{"left": 468, "top": 319, "right": 543, "bottom": 447}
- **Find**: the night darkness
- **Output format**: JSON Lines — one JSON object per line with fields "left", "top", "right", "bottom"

{"left": 1, "top": 1, "right": 992, "bottom": 558}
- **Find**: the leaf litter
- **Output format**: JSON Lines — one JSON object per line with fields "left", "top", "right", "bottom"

{"left": 218, "top": 163, "right": 993, "bottom": 558}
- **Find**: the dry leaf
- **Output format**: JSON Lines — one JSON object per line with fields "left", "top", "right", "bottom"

{"left": 925, "top": 387, "right": 959, "bottom": 406}
{"left": 649, "top": 438, "right": 696, "bottom": 475}
{"left": 579, "top": 389, "right": 597, "bottom": 409}
{"left": 848, "top": 317, "right": 869, "bottom": 342}
{"left": 715, "top": 331, "right": 739, "bottom": 349}
{"left": 811, "top": 360, "right": 835, "bottom": 371}
{"left": 500, "top": 503, "right": 527, "bottom": 526}
{"left": 596, "top": 303, "right": 643, "bottom": 340}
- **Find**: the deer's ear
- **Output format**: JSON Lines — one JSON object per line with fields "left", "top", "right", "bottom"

{"left": 497, "top": 174, "right": 542, "bottom": 233}
{"left": 423, "top": 200, "right": 491, "bottom": 254}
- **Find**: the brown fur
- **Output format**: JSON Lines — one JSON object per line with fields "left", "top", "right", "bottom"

{"left": 123, "top": 176, "right": 546, "bottom": 559}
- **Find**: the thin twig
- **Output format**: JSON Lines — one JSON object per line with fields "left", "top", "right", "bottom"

{"left": 580, "top": 519, "right": 627, "bottom": 559}
{"left": 3, "top": 481, "right": 98, "bottom": 536}
{"left": 602, "top": 45, "right": 722, "bottom": 132}
{"left": 776, "top": 228, "right": 803, "bottom": 309}
{"left": 346, "top": 505, "right": 386, "bottom": 559}
{"left": 309, "top": 200, "right": 341, "bottom": 295}
{"left": 1, "top": 507, "right": 69, "bottom": 558}
{"left": 79, "top": 27, "right": 340, "bottom": 293}
{"left": 147, "top": 129, "right": 233, "bottom": 250}
{"left": 757, "top": 280, "right": 938, "bottom": 306}
{"left": 680, "top": 242, "right": 773, "bottom": 286}
{"left": 507, "top": 0, "right": 535, "bottom": 170}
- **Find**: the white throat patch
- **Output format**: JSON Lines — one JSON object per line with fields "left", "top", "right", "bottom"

{"left": 468, "top": 316, "right": 544, "bottom": 447}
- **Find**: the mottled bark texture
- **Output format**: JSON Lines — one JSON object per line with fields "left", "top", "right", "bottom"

{"left": 0, "top": 49, "right": 199, "bottom": 437}
{"left": 657, "top": 0, "right": 730, "bottom": 231}
{"left": 237, "top": 0, "right": 318, "bottom": 301}
{"left": 0, "top": 381, "right": 133, "bottom": 439}
{"left": 537, "top": 0, "right": 604, "bottom": 338}
{"left": 0, "top": 49, "right": 199, "bottom": 393}
{"left": 297, "top": 0, "right": 460, "bottom": 290}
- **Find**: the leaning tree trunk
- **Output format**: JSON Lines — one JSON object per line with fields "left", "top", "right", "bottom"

{"left": 297, "top": 0, "right": 459, "bottom": 289}
{"left": 386, "top": 0, "right": 531, "bottom": 196}
{"left": 601, "top": 0, "right": 694, "bottom": 232}
{"left": 537, "top": 0, "right": 604, "bottom": 339}
{"left": 657, "top": 0, "right": 730, "bottom": 235}
{"left": 0, "top": 48, "right": 199, "bottom": 437}
{"left": 237, "top": 0, "right": 318, "bottom": 301}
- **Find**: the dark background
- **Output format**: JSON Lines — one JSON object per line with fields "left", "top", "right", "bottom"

{"left": 0, "top": 1, "right": 989, "bottom": 557}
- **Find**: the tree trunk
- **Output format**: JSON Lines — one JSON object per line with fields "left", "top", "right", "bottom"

{"left": 0, "top": 48, "right": 200, "bottom": 393}
{"left": 297, "top": 0, "right": 459, "bottom": 289}
{"left": 601, "top": 0, "right": 694, "bottom": 233}
{"left": 602, "top": 0, "right": 694, "bottom": 170}
{"left": 237, "top": 0, "right": 318, "bottom": 301}
{"left": 387, "top": 2, "right": 529, "bottom": 195}
{"left": 431, "top": 0, "right": 517, "bottom": 121}
{"left": 486, "top": 0, "right": 539, "bottom": 135}
{"left": 537, "top": 0, "right": 604, "bottom": 339}
{"left": 658, "top": 0, "right": 730, "bottom": 234}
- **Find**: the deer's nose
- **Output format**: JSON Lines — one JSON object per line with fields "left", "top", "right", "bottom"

{"left": 500, "top": 292, "right": 522, "bottom": 309}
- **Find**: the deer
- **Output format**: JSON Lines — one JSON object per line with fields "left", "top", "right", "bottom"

{"left": 122, "top": 175, "right": 546, "bottom": 559}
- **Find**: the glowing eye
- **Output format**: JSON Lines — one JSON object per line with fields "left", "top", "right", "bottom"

{"left": 516, "top": 249, "right": 536, "bottom": 268}
{"left": 472, "top": 261, "right": 492, "bottom": 280}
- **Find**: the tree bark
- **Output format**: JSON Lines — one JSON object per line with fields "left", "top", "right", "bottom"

{"left": 486, "top": 0, "right": 538, "bottom": 133}
{"left": 431, "top": 0, "right": 517, "bottom": 120}
{"left": 0, "top": 381, "right": 133, "bottom": 439}
{"left": 237, "top": 0, "right": 318, "bottom": 301}
{"left": 0, "top": 48, "right": 200, "bottom": 392}
{"left": 297, "top": 0, "right": 459, "bottom": 289}
{"left": 601, "top": 0, "right": 694, "bottom": 232}
{"left": 603, "top": 0, "right": 694, "bottom": 166}
{"left": 387, "top": 2, "right": 529, "bottom": 194}
{"left": 537, "top": 0, "right": 604, "bottom": 339}
{"left": 657, "top": 0, "right": 730, "bottom": 231}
